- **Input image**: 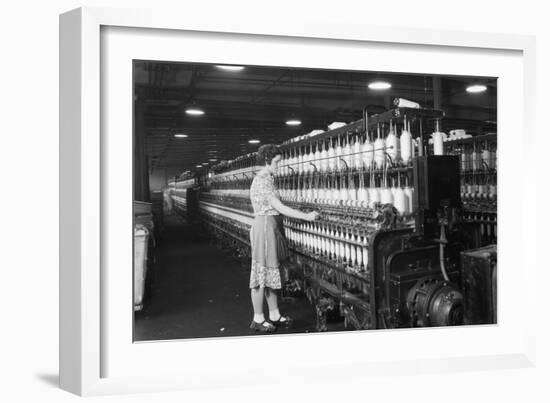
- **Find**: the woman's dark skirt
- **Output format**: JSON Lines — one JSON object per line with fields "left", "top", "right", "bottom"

{"left": 249, "top": 214, "right": 288, "bottom": 289}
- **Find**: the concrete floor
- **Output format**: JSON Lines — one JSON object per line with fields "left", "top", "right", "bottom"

{"left": 134, "top": 214, "right": 347, "bottom": 341}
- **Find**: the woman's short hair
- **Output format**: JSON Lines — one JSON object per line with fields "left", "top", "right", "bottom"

{"left": 256, "top": 144, "right": 282, "bottom": 165}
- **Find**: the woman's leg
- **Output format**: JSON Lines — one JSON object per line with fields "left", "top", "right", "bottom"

{"left": 264, "top": 288, "right": 281, "bottom": 321}
{"left": 251, "top": 286, "right": 266, "bottom": 323}
{"left": 265, "top": 288, "right": 292, "bottom": 324}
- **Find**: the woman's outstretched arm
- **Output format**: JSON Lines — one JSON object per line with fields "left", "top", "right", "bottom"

{"left": 269, "top": 196, "right": 318, "bottom": 221}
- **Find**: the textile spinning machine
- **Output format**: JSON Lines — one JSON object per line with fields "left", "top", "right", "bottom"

{"left": 168, "top": 106, "right": 497, "bottom": 331}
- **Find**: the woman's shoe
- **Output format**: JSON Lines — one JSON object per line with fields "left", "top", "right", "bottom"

{"left": 270, "top": 315, "right": 293, "bottom": 327}
{"left": 250, "top": 320, "right": 277, "bottom": 332}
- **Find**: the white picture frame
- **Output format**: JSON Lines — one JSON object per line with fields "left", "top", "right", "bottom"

{"left": 60, "top": 6, "right": 537, "bottom": 396}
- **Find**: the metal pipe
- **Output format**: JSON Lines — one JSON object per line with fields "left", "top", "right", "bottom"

{"left": 363, "top": 106, "right": 369, "bottom": 133}
{"left": 418, "top": 119, "right": 424, "bottom": 157}
{"left": 439, "top": 223, "right": 450, "bottom": 282}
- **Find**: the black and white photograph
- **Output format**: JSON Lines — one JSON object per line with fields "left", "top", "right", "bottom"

{"left": 3, "top": 0, "right": 546, "bottom": 399}
{"left": 132, "top": 61, "right": 498, "bottom": 340}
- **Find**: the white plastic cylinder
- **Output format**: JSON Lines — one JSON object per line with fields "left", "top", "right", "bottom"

{"left": 368, "top": 188, "right": 380, "bottom": 208}
{"left": 314, "top": 147, "right": 321, "bottom": 170}
{"left": 393, "top": 187, "right": 407, "bottom": 214}
{"left": 335, "top": 141, "right": 343, "bottom": 171}
{"left": 362, "top": 246, "right": 369, "bottom": 268}
{"left": 331, "top": 187, "right": 339, "bottom": 204}
{"left": 404, "top": 186, "right": 414, "bottom": 213}
{"left": 307, "top": 148, "right": 314, "bottom": 173}
{"left": 327, "top": 142, "right": 335, "bottom": 171}
{"left": 339, "top": 187, "right": 347, "bottom": 204}
{"left": 400, "top": 130, "right": 412, "bottom": 164}
{"left": 461, "top": 152, "right": 469, "bottom": 171}
{"left": 362, "top": 139, "right": 374, "bottom": 169}
{"left": 471, "top": 151, "right": 480, "bottom": 171}
{"left": 432, "top": 132, "right": 444, "bottom": 155}
{"left": 348, "top": 187, "right": 357, "bottom": 202}
{"left": 482, "top": 149, "right": 491, "bottom": 169}
{"left": 353, "top": 138, "right": 362, "bottom": 170}
{"left": 394, "top": 98, "right": 420, "bottom": 108}
{"left": 320, "top": 145, "right": 328, "bottom": 173}
{"left": 380, "top": 187, "right": 393, "bottom": 205}
{"left": 386, "top": 132, "right": 399, "bottom": 162}
{"left": 343, "top": 140, "right": 352, "bottom": 170}
{"left": 357, "top": 186, "right": 368, "bottom": 206}
{"left": 374, "top": 138, "right": 385, "bottom": 169}
{"left": 344, "top": 242, "right": 351, "bottom": 264}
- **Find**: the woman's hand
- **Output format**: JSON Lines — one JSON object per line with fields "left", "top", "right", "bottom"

{"left": 304, "top": 211, "right": 320, "bottom": 221}
{"left": 269, "top": 197, "right": 320, "bottom": 221}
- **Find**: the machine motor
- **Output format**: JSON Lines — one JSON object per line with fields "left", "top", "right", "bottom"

{"left": 406, "top": 277, "right": 464, "bottom": 327}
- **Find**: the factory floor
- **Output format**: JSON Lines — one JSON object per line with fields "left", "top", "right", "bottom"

{"left": 134, "top": 214, "right": 347, "bottom": 341}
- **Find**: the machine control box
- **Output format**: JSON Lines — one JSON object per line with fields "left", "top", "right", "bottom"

{"left": 461, "top": 245, "right": 497, "bottom": 325}
{"left": 412, "top": 155, "right": 461, "bottom": 236}
{"left": 413, "top": 155, "right": 461, "bottom": 211}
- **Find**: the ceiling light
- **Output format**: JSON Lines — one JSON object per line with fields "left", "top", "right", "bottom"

{"left": 286, "top": 119, "right": 301, "bottom": 126}
{"left": 466, "top": 84, "right": 487, "bottom": 93}
{"left": 185, "top": 108, "right": 205, "bottom": 115}
{"left": 216, "top": 65, "right": 245, "bottom": 71}
{"left": 196, "top": 165, "right": 203, "bottom": 168}
{"left": 173, "top": 133, "right": 188, "bottom": 138}
{"left": 209, "top": 158, "right": 218, "bottom": 162}
{"left": 368, "top": 81, "right": 392, "bottom": 90}
{"left": 248, "top": 139, "right": 260, "bottom": 144}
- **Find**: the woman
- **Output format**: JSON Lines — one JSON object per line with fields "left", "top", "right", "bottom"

{"left": 249, "top": 144, "right": 319, "bottom": 332}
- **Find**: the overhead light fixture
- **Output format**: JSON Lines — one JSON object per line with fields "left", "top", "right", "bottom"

{"left": 368, "top": 81, "right": 392, "bottom": 90}
{"left": 195, "top": 165, "right": 203, "bottom": 168}
{"left": 209, "top": 158, "right": 218, "bottom": 162}
{"left": 215, "top": 65, "right": 245, "bottom": 71}
{"left": 286, "top": 119, "right": 301, "bottom": 126}
{"left": 173, "top": 133, "right": 188, "bottom": 138}
{"left": 466, "top": 84, "right": 487, "bottom": 93}
{"left": 248, "top": 139, "right": 260, "bottom": 144}
{"left": 185, "top": 108, "right": 205, "bottom": 116}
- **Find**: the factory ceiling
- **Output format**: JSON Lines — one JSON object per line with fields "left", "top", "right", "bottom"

{"left": 133, "top": 61, "right": 497, "bottom": 174}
